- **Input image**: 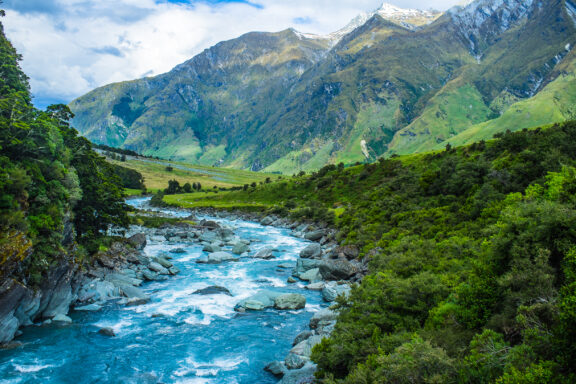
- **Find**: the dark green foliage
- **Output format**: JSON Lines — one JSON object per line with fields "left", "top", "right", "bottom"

{"left": 212, "top": 121, "right": 576, "bottom": 382}
{"left": 111, "top": 163, "right": 145, "bottom": 189}
{"left": 0, "top": 21, "right": 128, "bottom": 281}
{"left": 183, "top": 182, "right": 192, "bottom": 193}
{"left": 164, "top": 179, "right": 181, "bottom": 195}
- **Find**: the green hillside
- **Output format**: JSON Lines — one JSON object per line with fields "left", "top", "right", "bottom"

{"left": 69, "top": 0, "right": 576, "bottom": 173}
{"left": 161, "top": 121, "right": 576, "bottom": 383}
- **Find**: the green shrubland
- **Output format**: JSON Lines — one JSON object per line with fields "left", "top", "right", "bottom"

{"left": 166, "top": 121, "right": 576, "bottom": 382}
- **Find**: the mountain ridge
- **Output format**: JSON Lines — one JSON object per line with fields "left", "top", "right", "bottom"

{"left": 69, "top": 0, "right": 576, "bottom": 172}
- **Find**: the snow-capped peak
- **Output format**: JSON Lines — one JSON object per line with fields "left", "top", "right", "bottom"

{"left": 293, "top": 2, "right": 441, "bottom": 44}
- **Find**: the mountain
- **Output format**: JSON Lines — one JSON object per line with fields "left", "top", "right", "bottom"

{"left": 69, "top": 0, "right": 576, "bottom": 172}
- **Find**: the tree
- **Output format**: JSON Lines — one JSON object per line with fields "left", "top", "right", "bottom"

{"left": 164, "top": 179, "right": 181, "bottom": 194}
{"left": 183, "top": 182, "right": 192, "bottom": 193}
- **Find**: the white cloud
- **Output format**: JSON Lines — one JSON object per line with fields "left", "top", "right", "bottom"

{"left": 1, "top": 0, "right": 461, "bottom": 107}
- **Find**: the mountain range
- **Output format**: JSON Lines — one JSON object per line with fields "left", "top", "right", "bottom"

{"left": 69, "top": 0, "right": 576, "bottom": 173}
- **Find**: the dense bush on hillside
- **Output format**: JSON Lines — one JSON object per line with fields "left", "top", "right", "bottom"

{"left": 0, "top": 19, "right": 128, "bottom": 282}
{"left": 200, "top": 122, "right": 576, "bottom": 382}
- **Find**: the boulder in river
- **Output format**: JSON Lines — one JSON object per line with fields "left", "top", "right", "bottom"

{"left": 192, "top": 286, "right": 232, "bottom": 296}
{"left": 260, "top": 216, "right": 274, "bottom": 226}
{"left": 201, "top": 220, "right": 221, "bottom": 229}
{"left": 169, "top": 248, "right": 186, "bottom": 254}
{"left": 284, "top": 353, "right": 308, "bottom": 370}
{"left": 148, "top": 262, "right": 170, "bottom": 275}
{"left": 196, "top": 252, "right": 239, "bottom": 264}
{"left": 299, "top": 268, "right": 322, "bottom": 283}
{"left": 52, "top": 314, "right": 72, "bottom": 324}
{"left": 310, "top": 308, "right": 338, "bottom": 329}
{"left": 154, "top": 257, "right": 173, "bottom": 269}
{"left": 264, "top": 361, "right": 286, "bottom": 377}
{"left": 279, "top": 362, "right": 317, "bottom": 383}
{"left": 231, "top": 242, "right": 249, "bottom": 255}
{"left": 293, "top": 259, "right": 322, "bottom": 277}
{"left": 274, "top": 294, "right": 306, "bottom": 310}
{"left": 299, "top": 243, "right": 322, "bottom": 259}
{"left": 203, "top": 243, "right": 222, "bottom": 253}
{"left": 235, "top": 290, "right": 281, "bottom": 311}
{"left": 98, "top": 327, "right": 116, "bottom": 337}
{"left": 253, "top": 247, "right": 275, "bottom": 259}
{"left": 128, "top": 233, "right": 147, "bottom": 250}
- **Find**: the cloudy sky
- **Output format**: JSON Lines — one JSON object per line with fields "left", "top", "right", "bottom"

{"left": 2, "top": 0, "right": 460, "bottom": 108}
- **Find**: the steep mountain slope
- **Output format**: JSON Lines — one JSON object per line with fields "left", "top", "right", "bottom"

{"left": 70, "top": 0, "right": 576, "bottom": 172}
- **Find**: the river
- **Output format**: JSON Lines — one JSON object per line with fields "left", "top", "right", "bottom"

{"left": 0, "top": 198, "right": 325, "bottom": 383}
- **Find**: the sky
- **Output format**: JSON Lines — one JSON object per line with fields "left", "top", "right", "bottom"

{"left": 1, "top": 0, "right": 461, "bottom": 108}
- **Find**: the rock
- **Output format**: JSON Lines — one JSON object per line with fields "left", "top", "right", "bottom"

{"left": 192, "top": 286, "right": 232, "bottom": 296}
{"left": 322, "top": 282, "right": 352, "bottom": 302}
{"left": 14, "top": 290, "right": 41, "bottom": 327}
{"left": 279, "top": 363, "right": 317, "bottom": 384}
{"left": 306, "top": 282, "right": 325, "bottom": 291}
{"left": 235, "top": 290, "right": 281, "bottom": 311}
{"left": 293, "top": 330, "right": 313, "bottom": 346}
{"left": 231, "top": 242, "right": 249, "bottom": 255}
{"left": 128, "top": 233, "right": 147, "bottom": 250}
{"left": 218, "top": 228, "right": 235, "bottom": 242}
{"left": 120, "top": 286, "right": 150, "bottom": 305}
{"left": 304, "top": 230, "right": 325, "bottom": 241}
{"left": 274, "top": 294, "right": 306, "bottom": 310}
{"left": 299, "top": 268, "right": 322, "bottom": 283}
{"left": 169, "top": 248, "right": 186, "bottom": 254}
{"left": 154, "top": 257, "right": 173, "bottom": 269}
{"left": 168, "top": 267, "right": 180, "bottom": 275}
{"left": 293, "top": 259, "right": 322, "bottom": 277}
{"left": 120, "top": 268, "right": 137, "bottom": 278}
{"left": 278, "top": 264, "right": 293, "bottom": 269}
{"left": 287, "top": 277, "right": 297, "bottom": 284}
{"left": 148, "top": 262, "right": 170, "bottom": 275}
{"left": 98, "top": 327, "right": 116, "bottom": 337}
{"left": 201, "top": 220, "right": 221, "bottom": 229}
{"left": 74, "top": 303, "right": 102, "bottom": 311}
{"left": 264, "top": 361, "right": 286, "bottom": 377}
{"left": 330, "top": 245, "right": 359, "bottom": 260}
{"left": 291, "top": 335, "right": 324, "bottom": 358}
{"left": 310, "top": 308, "right": 338, "bottom": 329}
{"left": 284, "top": 353, "right": 308, "bottom": 370}
{"left": 0, "top": 280, "right": 26, "bottom": 344}
{"left": 253, "top": 247, "right": 275, "bottom": 259}
{"left": 77, "top": 280, "right": 119, "bottom": 304}
{"left": 196, "top": 251, "right": 239, "bottom": 264}
{"left": 52, "top": 314, "right": 72, "bottom": 323}
{"left": 199, "top": 231, "right": 219, "bottom": 243}
{"left": 142, "top": 270, "right": 159, "bottom": 281}
{"left": 105, "top": 273, "right": 143, "bottom": 287}
{"left": 260, "top": 216, "right": 274, "bottom": 226}
{"left": 319, "top": 260, "right": 359, "bottom": 281}
{"left": 299, "top": 244, "right": 322, "bottom": 259}
{"left": 202, "top": 243, "right": 221, "bottom": 253}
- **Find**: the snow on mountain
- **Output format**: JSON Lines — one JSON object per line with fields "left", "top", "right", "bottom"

{"left": 294, "top": 2, "right": 441, "bottom": 44}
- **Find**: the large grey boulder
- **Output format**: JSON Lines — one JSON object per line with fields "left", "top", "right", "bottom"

{"left": 148, "top": 262, "right": 170, "bottom": 275}
{"left": 284, "top": 353, "right": 308, "bottom": 370}
{"left": 299, "top": 243, "right": 322, "bottom": 259}
{"left": 279, "top": 363, "right": 317, "bottom": 383}
{"left": 77, "top": 280, "right": 119, "bottom": 304}
{"left": 299, "top": 268, "right": 322, "bottom": 283}
{"left": 274, "top": 294, "right": 306, "bottom": 310}
{"left": 218, "top": 228, "right": 235, "bottom": 242}
{"left": 291, "top": 335, "right": 324, "bottom": 358}
{"left": 0, "top": 280, "right": 27, "bottom": 344}
{"left": 235, "top": 290, "right": 281, "bottom": 311}
{"left": 264, "top": 361, "right": 286, "bottom": 377}
{"left": 193, "top": 286, "right": 232, "bottom": 296}
{"left": 304, "top": 230, "right": 325, "bottom": 241}
{"left": 120, "top": 286, "right": 150, "bottom": 306}
{"left": 196, "top": 252, "right": 239, "bottom": 264}
{"left": 231, "top": 242, "right": 249, "bottom": 255}
{"left": 105, "top": 273, "right": 143, "bottom": 287}
{"left": 310, "top": 308, "right": 338, "bottom": 329}
{"left": 322, "top": 282, "right": 352, "bottom": 302}
{"left": 260, "top": 216, "right": 274, "bottom": 226}
{"left": 127, "top": 233, "right": 147, "bottom": 250}
{"left": 293, "top": 259, "right": 322, "bottom": 277}
{"left": 154, "top": 257, "right": 173, "bottom": 269}
{"left": 202, "top": 243, "right": 221, "bottom": 253}
{"left": 319, "top": 260, "right": 358, "bottom": 281}
{"left": 253, "top": 247, "right": 275, "bottom": 259}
